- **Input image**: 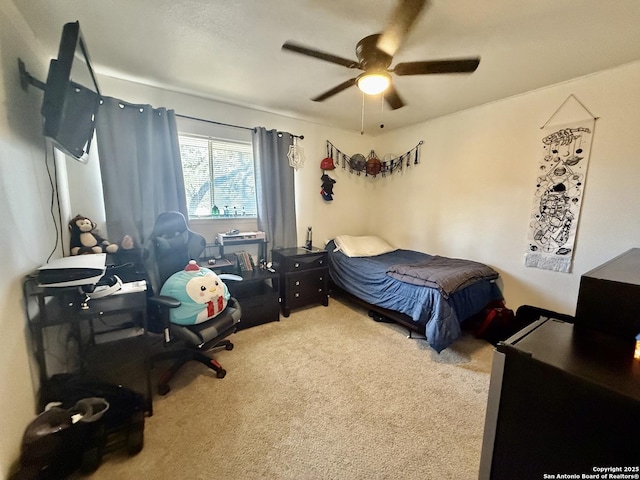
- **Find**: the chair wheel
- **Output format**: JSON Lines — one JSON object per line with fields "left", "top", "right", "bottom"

{"left": 216, "top": 369, "right": 227, "bottom": 379}
{"left": 158, "top": 384, "right": 170, "bottom": 396}
{"left": 225, "top": 343, "right": 234, "bottom": 351}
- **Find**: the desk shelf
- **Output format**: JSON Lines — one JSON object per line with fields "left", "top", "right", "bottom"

{"left": 23, "top": 274, "right": 153, "bottom": 415}
{"left": 204, "top": 236, "right": 269, "bottom": 265}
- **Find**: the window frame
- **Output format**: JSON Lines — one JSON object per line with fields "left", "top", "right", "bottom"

{"left": 178, "top": 133, "right": 257, "bottom": 220}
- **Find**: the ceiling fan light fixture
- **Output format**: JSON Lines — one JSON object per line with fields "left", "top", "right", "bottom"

{"left": 357, "top": 71, "right": 391, "bottom": 95}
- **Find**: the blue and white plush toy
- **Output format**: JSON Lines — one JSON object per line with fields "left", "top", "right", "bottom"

{"left": 160, "top": 260, "right": 230, "bottom": 325}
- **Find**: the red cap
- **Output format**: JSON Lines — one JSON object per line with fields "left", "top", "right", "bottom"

{"left": 320, "top": 157, "right": 336, "bottom": 170}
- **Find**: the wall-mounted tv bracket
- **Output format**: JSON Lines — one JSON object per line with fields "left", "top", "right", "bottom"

{"left": 18, "top": 58, "right": 46, "bottom": 92}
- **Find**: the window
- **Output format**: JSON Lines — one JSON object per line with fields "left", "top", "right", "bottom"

{"left": 178, "top": 134, "right": 257, "bottom": 218}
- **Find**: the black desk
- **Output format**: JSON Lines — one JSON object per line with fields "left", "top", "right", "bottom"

{"left": 196, "top": 260, "right": 280, "bottom": 330}
{"left": 23, "top": 273, "right": 153, "bottom": 415}
{"left": 479, "top": 318, "right": 640, "bottom": 479}
{"left": 225, "top": 269, "right": 280, "bottom": 330}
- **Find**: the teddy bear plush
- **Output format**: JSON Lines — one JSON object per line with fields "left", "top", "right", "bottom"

{"left": 68, "top": 214, "right": 119, "bottom": 255}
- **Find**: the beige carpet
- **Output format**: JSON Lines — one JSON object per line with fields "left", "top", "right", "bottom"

{"left": 85, "top": 297, "right": 494, "bottom": 480}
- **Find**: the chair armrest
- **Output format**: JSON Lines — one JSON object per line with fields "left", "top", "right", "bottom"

{"left": 219, "top": 274, "right": 242, "bottom": 282}
{"left": 227, "top": 296, "right": 242, "bottom": 319}
{"left": 148, "top": 295, "right": 181, "bottom": 309}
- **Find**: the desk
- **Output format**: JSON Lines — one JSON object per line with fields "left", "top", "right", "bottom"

{"left": 23, "top": 273, "right": 153, "bottom": 415}
{"left": 197, "top": 259, "right": 280, "bottom": 329}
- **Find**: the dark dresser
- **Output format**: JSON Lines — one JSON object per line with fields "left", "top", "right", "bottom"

{"left": 479, "top": 249, "right": 640, "bottom": 479}
{"left": 271, "top": 247, "right": 329, "bottom": 317}
{"left": 575, "top": 247, "right": 640, "bottom": 340}
{"left": 479, "top": 318, "right": 640, "bottom": 479}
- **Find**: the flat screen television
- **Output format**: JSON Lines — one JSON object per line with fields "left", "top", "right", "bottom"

{"left": 42, "top": 21, "right": 101, "bottom": 162}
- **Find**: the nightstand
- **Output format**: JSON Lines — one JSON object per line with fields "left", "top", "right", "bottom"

{"left": 271, "top": 247, "right": 329, "bottom": 317}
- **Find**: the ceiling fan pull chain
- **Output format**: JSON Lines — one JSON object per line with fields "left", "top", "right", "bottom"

{"left": 380, "top": 93, "right": 385, "bottom": 129}
{"left": 360, "top": 91, "right": 365, "bottom": 135}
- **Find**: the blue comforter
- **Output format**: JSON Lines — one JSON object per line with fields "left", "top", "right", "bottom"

{"left": 326, "top": 241, "right": 503, "bottom": 352}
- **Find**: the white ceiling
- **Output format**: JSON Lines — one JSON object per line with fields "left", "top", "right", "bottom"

{"left": 12, "top": 0, "right": 640, "bottom": 135}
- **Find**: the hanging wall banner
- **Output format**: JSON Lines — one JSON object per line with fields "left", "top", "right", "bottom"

{"left": 524, "top": 119, "right": 595, "bottom": 273}
{"left": 325, "top": 140, "right": 423, "bottom": 178}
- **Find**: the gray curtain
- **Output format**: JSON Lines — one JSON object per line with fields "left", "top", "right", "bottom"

{"left": 95, "top": 97, "right": 187, "bottom": 246}
{"left": 251, "top": 127, "right": 297, "bottom": 256}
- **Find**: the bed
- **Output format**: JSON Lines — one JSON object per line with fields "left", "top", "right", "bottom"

{"left": 326, "top": 236, "right": 503, "bottom": 352}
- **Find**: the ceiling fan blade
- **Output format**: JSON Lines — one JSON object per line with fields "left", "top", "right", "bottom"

{"left": 282, "top": 42, "right": 359, "bottom": 69}
{"left": 394, "top": 58, "right": 480, "bottom": 75}
{"left": 312, "top": 78, "right": 357, "bottom": 102}
{"left": 377, "top": 0, "right": 430, "bottom": 57}
{"left": 384, "top": 84, "right": 405, "bottom": 110}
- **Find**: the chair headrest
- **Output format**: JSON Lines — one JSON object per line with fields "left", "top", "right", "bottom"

{"left": 153, "top": 212, "right": 188, "bottom": 238}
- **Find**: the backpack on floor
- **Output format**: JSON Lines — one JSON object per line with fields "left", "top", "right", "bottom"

{"left": 474, "top": 300, "right": 517, "bottom": 345}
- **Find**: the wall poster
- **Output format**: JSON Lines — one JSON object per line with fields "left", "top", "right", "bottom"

{"left": 524, "top": 118, "right": 595, "bottom": 273}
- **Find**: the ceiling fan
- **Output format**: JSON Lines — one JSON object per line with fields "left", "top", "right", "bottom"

{"left": 281, "top": 0, "right": 480, "bottom": 110}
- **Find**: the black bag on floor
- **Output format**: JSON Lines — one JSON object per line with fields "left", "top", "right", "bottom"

{"left": 12, "top": 397, "right": 110, "bottom": 480}
{"left": 12, "top": 374, "right": 145, "bottom": 479}
{"left": 474, "top": 300, "right": 517, "bottom": 345}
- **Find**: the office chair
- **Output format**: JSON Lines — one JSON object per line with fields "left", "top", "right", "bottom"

{"left": 146, "top": 211, "right": 241, "bottom": 395}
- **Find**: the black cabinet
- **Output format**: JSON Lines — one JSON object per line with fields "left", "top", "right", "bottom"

{"left": 479, "top": 318, "right": 640, "bottom": 480}
{"left": 481, "top": 249, "right": 640, "bottom": 479}
{"left": 575, "top": 247, "right": 640, "bottom": 340}
{"left": 271, "top": 247, "right": 329, "bottom": 317}
{"left": 225, "top": 270, "right": 280, "bottom": 330}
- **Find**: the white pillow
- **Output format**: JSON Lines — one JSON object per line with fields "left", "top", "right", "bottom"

{"left": 333, "top": 235, "right": 396, "bottom": 258}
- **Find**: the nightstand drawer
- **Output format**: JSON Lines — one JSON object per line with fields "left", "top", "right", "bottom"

{"left": 286, "top": 270, "right": 327, "bottom": 299}
{"left": 282, "top": 254, "right": 326, "bottom": 271}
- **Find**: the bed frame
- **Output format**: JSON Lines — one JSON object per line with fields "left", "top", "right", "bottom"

{"left": 329, "top": 281, "right": 427, "bottom": 339}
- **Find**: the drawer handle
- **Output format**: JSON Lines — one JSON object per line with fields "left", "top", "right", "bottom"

{"left": 294, "top": 292, "right": 300, "bottom": 298}
{"left": 319, "top": 260, "right": 324, "bottom": 264}
{"left": 294, "top": 262, "right": 300, "bottom": 268}
{"left": 295, "top": 281, "right": 300, "bottom": 286}
{"left": 318, "top": 288, "right": 322, "bottom": 292}
{"left": 319, "top": 276, "right": 323, "bottom": 281}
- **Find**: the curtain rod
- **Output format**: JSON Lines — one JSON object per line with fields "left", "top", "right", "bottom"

{"left": 175, "top": 113, "right": 304, "bottom": 139}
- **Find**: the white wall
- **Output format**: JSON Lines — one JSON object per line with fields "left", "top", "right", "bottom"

{"left": 375, "top": 61, "right": 640, "bottom": 315}
{"left": 3, "top": 3, "right": 640, "bottom": 475}
{"left": 0, "top": 3, "right": 63, "bottom": 476}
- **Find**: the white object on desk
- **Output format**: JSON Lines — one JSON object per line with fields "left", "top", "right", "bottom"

{"left": 114, "top": 280, "right": 147, "bottom": 295}
{"left": 216, "top": 231, "right": 266, "bottom": 245}
{"left": 38, "top": 254, "right": 106, "bottom": 287}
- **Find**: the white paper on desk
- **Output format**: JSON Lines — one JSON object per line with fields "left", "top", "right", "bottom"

{"left": 37, "top": 254, "right": 107, "bottom": 287}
